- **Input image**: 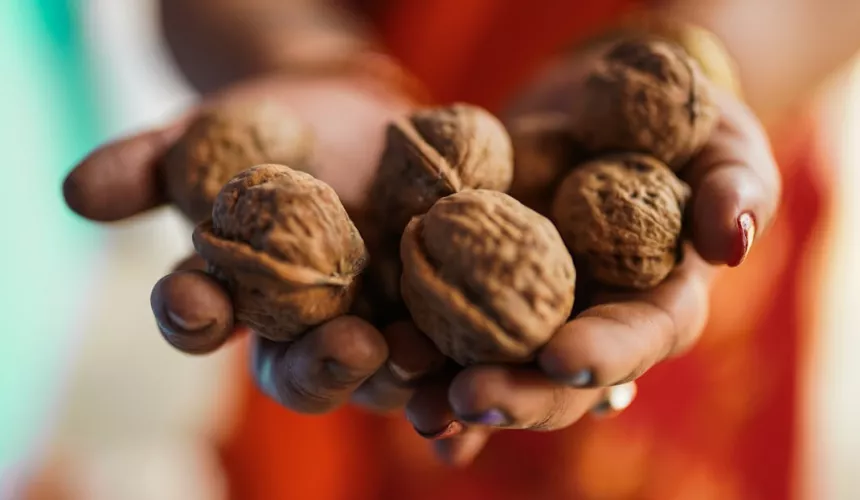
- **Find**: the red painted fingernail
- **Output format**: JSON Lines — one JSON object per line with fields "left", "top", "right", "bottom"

{"left": 729, "top": 212, "right": 757, "bottom": 267}
{"left": 415, "top": 421, "right": 464, "bottom": 441}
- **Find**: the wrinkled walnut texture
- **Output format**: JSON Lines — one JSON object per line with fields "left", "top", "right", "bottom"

{"left": 165, "top": 100, "right": 315, "bottom": 223}
{"left": 552, "top": 154, "right": 690, "bottom": 290}
{"left": 371, "top": 103, "right": 514, "bottom": 235}
{"left": 569, "top": 37, "right": 718, "bottom": 169}
{"left": 401, "top": 190, "right": 575, "bottom": 365}
{"left": 193, "top": 164, "right": 367, "bottom": 341}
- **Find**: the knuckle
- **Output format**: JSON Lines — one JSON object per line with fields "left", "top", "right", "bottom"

{"left": 639, "top": 300, "right": 680, "bottom": 362}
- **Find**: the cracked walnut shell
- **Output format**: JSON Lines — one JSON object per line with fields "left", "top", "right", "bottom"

{"left": 551, "top": 154, "right": 690, "bottom": 290}
{"left": 165, "top": 99, "right": 315, "bottom": 223}
{"left": 192, "top": 164, "right": 367, "bottom": 342}
{"left": 569, "top": 37, "right": 719, "bottom": 169}
{"left": 371, "top": 103, "right": 514, "bottom": 235}
{"left": 401, "top": 190, "right": 575, "bottom": 366}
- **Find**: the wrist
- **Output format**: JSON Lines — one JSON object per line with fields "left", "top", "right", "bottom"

{"left": 161, "top": 0, "right": 425, "bottom": 99}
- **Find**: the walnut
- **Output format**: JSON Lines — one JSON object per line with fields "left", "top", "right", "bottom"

{"left": 400, "top": 190, "right": 575, "bottom": 365}
{"left": 551, "top": 154, "right": 690, "bottom": 290}
{"left": 192, "top": 164, "right": 367, "bottom": 341}
{"left": 165, "top": 100, "right": 315, "bottom": 223}
{"left": 569, "top": 37, "right": 718, "bottom": 169}
{"left": 371, "top": 103, "right": 514, "bottom": 235}
{"left": 365, "top": 104, "right": 515, "bottom": 322}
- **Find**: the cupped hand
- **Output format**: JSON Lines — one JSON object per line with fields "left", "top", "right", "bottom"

{"left": 405, "top": 49, "right": 782, "bottom": 466}
{"left": 63, "top": 73, "right": 444, "bottom": 415}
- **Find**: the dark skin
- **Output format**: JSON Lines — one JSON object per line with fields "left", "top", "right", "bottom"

{"left": 68, "top": 0, "right": 860, "bottom": 466}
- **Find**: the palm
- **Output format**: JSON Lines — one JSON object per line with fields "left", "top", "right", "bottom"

{"left": 65, "top": 56, "right": 781, "bottom": 466}
{"left": 204, "top": 75, "right": 410, "bottom": 213}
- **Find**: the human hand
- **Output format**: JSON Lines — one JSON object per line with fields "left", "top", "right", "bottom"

{"left": 404, "top": 44, "right": 782, "bottom": 466}
{"left": 63, "top": 72, "right": 445, "bottom": 415}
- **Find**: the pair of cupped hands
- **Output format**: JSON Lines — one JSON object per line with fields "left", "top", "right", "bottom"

{"left": 63, "top": 47, "right": 781, "bottom": 466}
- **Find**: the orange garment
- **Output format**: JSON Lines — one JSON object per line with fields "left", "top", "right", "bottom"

{"left": 219, "top": 2, "right": 832, "bottom": 499}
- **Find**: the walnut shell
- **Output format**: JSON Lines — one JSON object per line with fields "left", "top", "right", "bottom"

{"left": 192, "top": 164, "right": 367, "bottom": 341}
{"left": 165, "top": 100, "right": 315, "bottom": 223}
{"left": 371, "top": 103, "right": 514, "bottom": 235}
{"left": 569, "top": 38, "right": 719, "bottom": 169}
{"left": 401, "top": 190, "right": 575, "bottom": 365}
{"left": 551, "top": 154, "right": 690, "bottom": 290}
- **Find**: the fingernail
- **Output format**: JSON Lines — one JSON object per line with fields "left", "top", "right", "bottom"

{"left": 387, "top": 360, "right": 423, "bottom": 385}
{"left": 591, "top": 383, "right": 637, "bottom": 418}
{"left": 729, "top": 212, "right": 757, "bottom": 267}
{"left": 458, "top": 408, "right": 511, "bottom": 427}
{"left": 414, "top": 420, "right": 464, "bottom": 440}
{"left": 323, "top": 359, "right": 361, "bottom": 385}
{"left": 564, "top": 369, "right": 594, "bottom": 387}
{"left": 166, "top": 309, "right": 212, "bottom": 332}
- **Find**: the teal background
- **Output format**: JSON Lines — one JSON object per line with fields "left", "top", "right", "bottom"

{"left": 0, "top": 0, "right": 105, "bottom": 470}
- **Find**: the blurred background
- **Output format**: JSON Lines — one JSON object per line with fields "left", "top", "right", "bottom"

{"left": 1, "top": 0, "right": 859, "bottom": 499}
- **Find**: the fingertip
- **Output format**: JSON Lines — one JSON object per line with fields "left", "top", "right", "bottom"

{"left": 63, "top": 123, "right": 186, "bottom": 222}
{"left": 406, "top": 381, "right": 459, "bottom": 440}
{"left": 541, "top": 260, "right": 710, "bottom": 389}
{"left": 313, "top": 316, "right": 389, "bottom": 373}
{"left": 62, "top": 169, "right": 90, "bottom": 219}
{"left": 432, "top": 429, "right": 490, "bottom": 468}
{"left": 690, "top": 165, "right": 767, "bottom": 266}
{"left": 350, "top": 369, "right": 414, "bottom": 414}
{"left": 682, "top": 94, "right": 780, "bottom": 267}
{"left": 537, "top": 314, "right": 644, "bottom": 388}
{"left": 540, "top": 345, "right": 598, "bottom": 388}
{"left": 447, "top": 367, "right": 507, "bottom": 420}
{"left": 252, "top": 317, "right": 388, "bottom": 414}
{"left": 151, "top": 270, "right": 234, "bottom": 354}
{"left": 381, "top": 321, "right": 446, "bottom": 386}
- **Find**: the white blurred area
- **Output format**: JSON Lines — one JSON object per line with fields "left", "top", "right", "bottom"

{"left": 21, "top": 1, "right": 860, "bottom": 499}
{"left": 807, "top": 59, "right": 860, "bottom": 499}
{"left": 22, "top": 1, "right": 241, "bottom": 499}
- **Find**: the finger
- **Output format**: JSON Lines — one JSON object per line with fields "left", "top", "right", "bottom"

{"left": 383, "top": 321, "right": 447, "bottom": 385}
{"left": 539, "top": 249, "right": 713, "bottom": 388}
{"left": 448, "top": 366, "right": 603, "bottom": 430}
{"left": 63, "top": 119, "right": 189, "bottom": 222}
{"left": 681, "top": 88, "right": 782, "bottom": 266}
{"left": 172, "top": 253, "right": 207, "bottom": 272}
{"left": 405, "top": 381, "right": 464, "bottom": 440}
{"left": 351, "top": 322, "right": 446, "bottom": 413}
{"left": 253, "top": 316, "right": 388, "bottom": 414}
{"left": 432, "top": 427, "right": 493, "bottom": 468}
{"left": 350, "top": 369, "right": 414, "bottom": 414}
{"left": 151, "top": 270, "right": 235, "bottom": 355}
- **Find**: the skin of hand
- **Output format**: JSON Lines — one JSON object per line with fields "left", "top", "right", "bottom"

{"left": 402, "top": 49, "right": 782, "bottom": 466}
{"left": 63, "top": 46, "right": 781, "bottom": 467}
{"left": 64, "top": 72, "right": 446, "bottom": 415}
